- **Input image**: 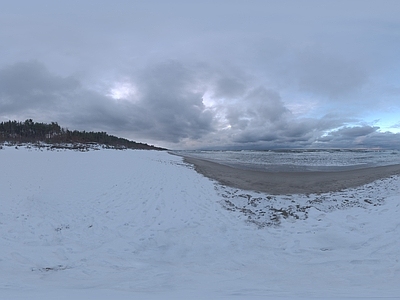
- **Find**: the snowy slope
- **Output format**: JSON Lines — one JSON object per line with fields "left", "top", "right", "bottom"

{"left": 1, "top": 146, "right": 399, "bottom": 299}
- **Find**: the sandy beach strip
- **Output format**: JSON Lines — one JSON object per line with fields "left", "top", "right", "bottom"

{"left": 182, "top": 155, "right": 400, "bottom": 195}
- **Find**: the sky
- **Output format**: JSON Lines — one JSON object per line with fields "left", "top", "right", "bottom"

{"left": 1, "top": 0, "right": 399, "bottom": 149}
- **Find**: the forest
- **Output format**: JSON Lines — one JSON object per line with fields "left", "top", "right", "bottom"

{"left": 0, "top": 119, "right": 166, "bottom": 150}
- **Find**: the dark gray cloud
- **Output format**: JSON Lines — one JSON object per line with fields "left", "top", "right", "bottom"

{"left": 0, "top": 61, "right": 79, "bottom": 113}
{"left": 230, "top": 112, "right": 354, "bottom": 148}
{"left": 0, "top": 61, "right": 215, "bottom": 145}
{"left": 1, "top": 60, "right": 399, "bottom": 149}
{"left": 316, "top": 126, "right": 376, "bottom": 144}
{"left": 132, "top": 61, "right": 215, "bottom": 142}
{"left": 225, "top": 87, "right": 288, "bottom": 133}
{"left": 213, "top": 77, "right": 248, "bottom": 100}
{"left": 1, "top": 1, "right": 400, "bottom": 149}
{"left": 362, "top": 132, "right": 400, "bottom": 149}
{"left": 316, "top": 125, "right": 400, "bottom": 149}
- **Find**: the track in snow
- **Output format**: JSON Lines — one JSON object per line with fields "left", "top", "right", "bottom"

{"left": 1, "top": 146, "right": 400, "bottom": 299}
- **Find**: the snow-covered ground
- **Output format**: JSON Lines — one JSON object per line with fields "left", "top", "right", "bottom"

{"left": 1, "top": 146, "right": 400, "bottom": 299}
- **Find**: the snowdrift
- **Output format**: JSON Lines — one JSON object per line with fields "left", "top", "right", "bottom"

{"left": 1, "top": 146, "right": 399, "bottom": 299}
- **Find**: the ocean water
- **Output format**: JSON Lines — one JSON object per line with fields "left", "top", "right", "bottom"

{"left": 179, "top": 149, "right": 400, "bottom": 172}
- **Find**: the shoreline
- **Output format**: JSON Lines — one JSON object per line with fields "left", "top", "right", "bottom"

{"left": 181, "top": 155, "right": 400, "bottom": 195}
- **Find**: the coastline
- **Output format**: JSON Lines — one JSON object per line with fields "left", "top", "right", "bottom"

{"left": 181, "top": 155, "right": 400, "bottom": 195}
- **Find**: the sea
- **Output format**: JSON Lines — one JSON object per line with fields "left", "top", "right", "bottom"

{"left": 178, "top": 149, "right": 400, "bottom": 172}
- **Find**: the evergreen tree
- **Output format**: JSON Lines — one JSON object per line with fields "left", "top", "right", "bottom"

{"left": 0, "top": 119, "right": 166, "bottom": 150}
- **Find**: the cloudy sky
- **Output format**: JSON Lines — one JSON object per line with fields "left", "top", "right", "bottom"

{"left": 1, "top": 0, "right": 399, "bottom": 149}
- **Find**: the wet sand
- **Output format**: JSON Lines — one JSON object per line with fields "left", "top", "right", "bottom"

{"left": 182, "top": 156, "right": 400, "bottom": 195}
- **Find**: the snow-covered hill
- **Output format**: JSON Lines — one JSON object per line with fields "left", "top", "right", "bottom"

{"left": 1, "top": 146, "right": 399, "bottom": 299}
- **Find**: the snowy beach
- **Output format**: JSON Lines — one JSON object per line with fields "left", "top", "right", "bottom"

{"left": 1, "top": 146, "right": 400, "bottom": 299}
{"left": 181, "top": 155, "right": 400, "bottom": 194}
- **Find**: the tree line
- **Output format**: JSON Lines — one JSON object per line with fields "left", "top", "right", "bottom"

{"left": 0, "top": 119, "right": 166, "bottom": 150}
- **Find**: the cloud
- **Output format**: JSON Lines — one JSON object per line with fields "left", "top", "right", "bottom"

{"left": 0, "top": 60, "right": 399, "bottom": 149}
{"left": 2, "top": 1, "right": 400, "bottom": 151}
{"left": 293, "top": 50, "right": 368, "bottom": 98}
{"left": 314, "top": 125, "right": 400, "bottom": 148}
{"left": 228, "top": 112, "right": 352, "bottom": 149}
{"left": 0, "top": 61, "right": 215, "bottom": 144}
{"left": 225, "top": 87, "right": 287, "bottom": 130}
{"left": 130, "top": 61, "right": 215, "bottom": 142}
{"left": 330, "top": 125, "right": 379, "bottom": 138}
{"left": 0, "top": 61, "right": 79, "bottom": 113}
{"left": 363, "top": 132, "right": 400, "bottom": 149}
{"left": 390, "top": 121, "right": 400, "bottom": 129}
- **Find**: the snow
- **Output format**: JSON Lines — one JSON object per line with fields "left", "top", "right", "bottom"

{"left": 1, "top": 146, "right": 400, "bottom": 299}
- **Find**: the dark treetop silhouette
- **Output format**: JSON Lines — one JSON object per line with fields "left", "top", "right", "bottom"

{"left": 0, "top": 119, "right": 166, "bottom": 150}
